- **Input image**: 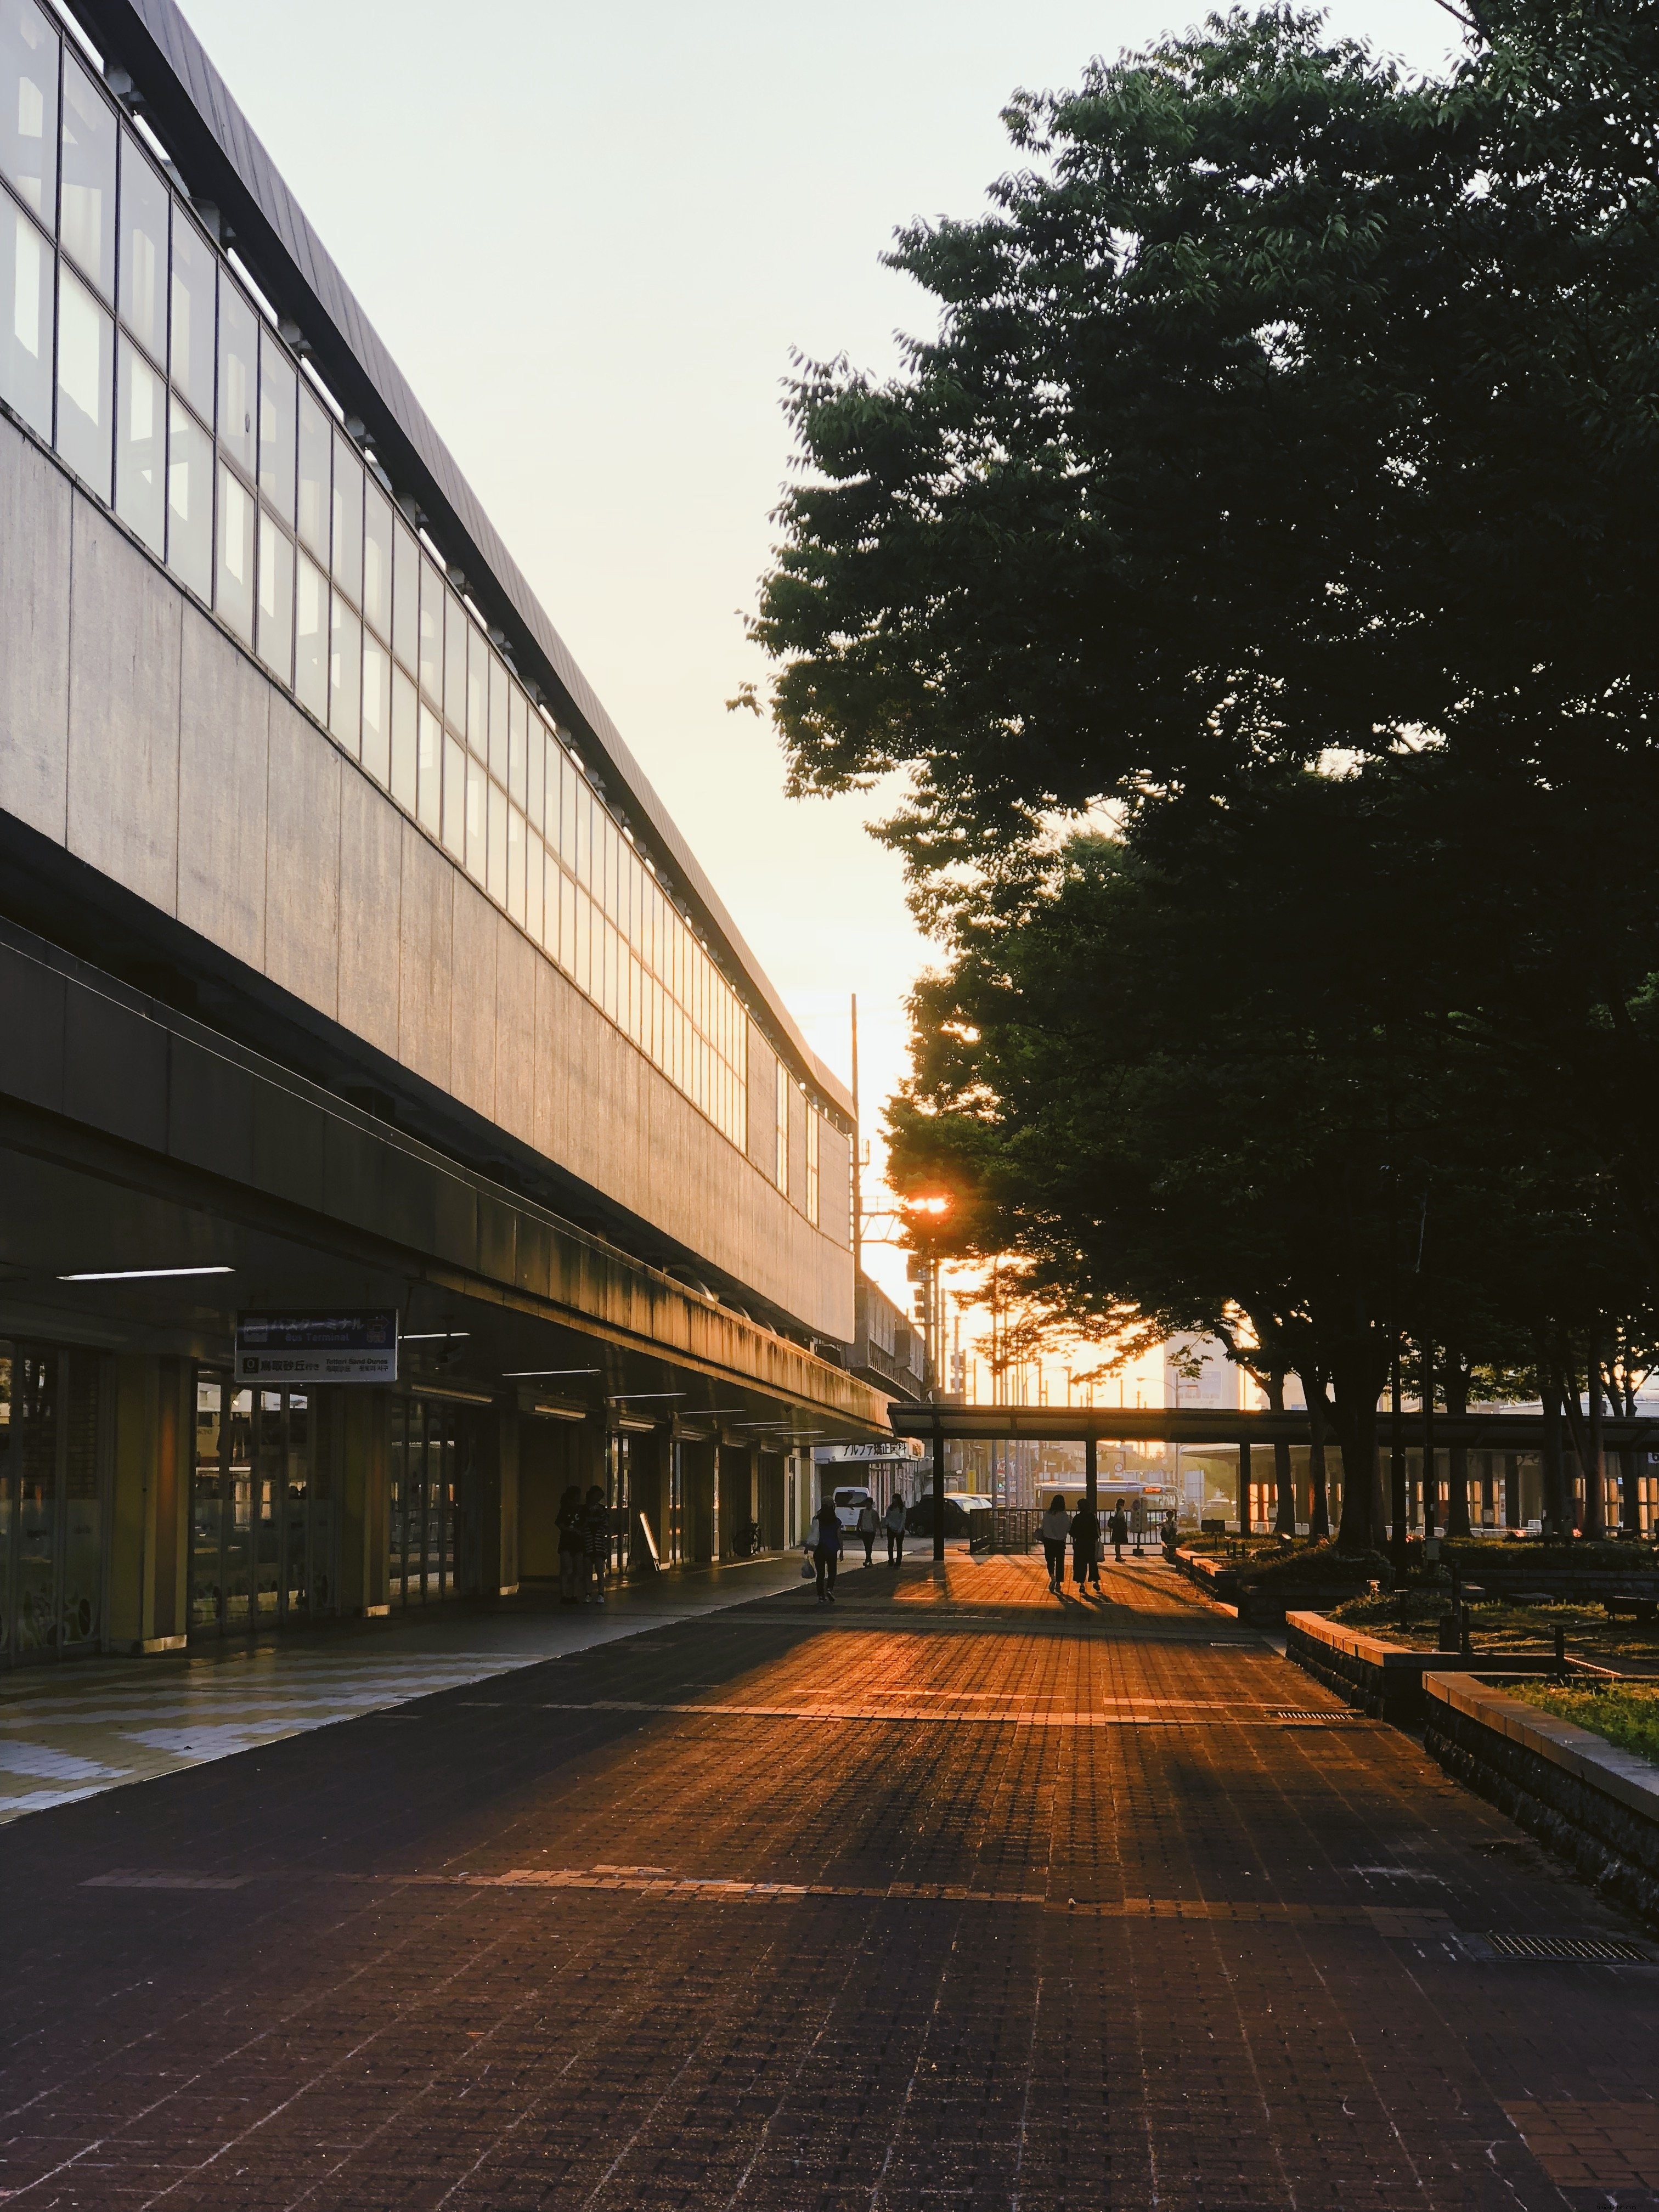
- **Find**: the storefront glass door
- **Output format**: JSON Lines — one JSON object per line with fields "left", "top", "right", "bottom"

{"left": 191, "top": 1377, "right": 332, "bottom": 1637}
{"left": 0, "top": 1342, "right": 108, "bottom": 1665}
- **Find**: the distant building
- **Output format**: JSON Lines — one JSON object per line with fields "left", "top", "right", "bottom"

{"left": 851, "top": 1276, "right": 927, "bottom": 1404}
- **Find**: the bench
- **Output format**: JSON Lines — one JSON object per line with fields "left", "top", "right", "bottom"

{"left": 1602, "top": 1592, "right": 1659, "bottom": 1626}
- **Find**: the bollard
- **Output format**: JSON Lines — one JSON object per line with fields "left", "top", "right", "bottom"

{"left": 1554, "top": 1621, "right": 1566, "bottom": 1677}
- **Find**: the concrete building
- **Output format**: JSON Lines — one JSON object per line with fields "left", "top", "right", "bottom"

{"left": 0, "top": 0, "right": 887, "bottom": 1663}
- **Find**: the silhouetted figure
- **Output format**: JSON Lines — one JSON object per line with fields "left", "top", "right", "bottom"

{"left": 1072, "top": 1503, "right": 1101, "bottom": 1592}
{"left": 1041, "top": 1495, "right": 1071, "bottom": 1593}
{"left": 857, "top": 1499, "right": 879, "bottom": 1566}
{"left": 885, "top": 1493, "right": 907, "bottom": 1565}
{"left": 556, "top": 1483, "right": 585, "bottom": 1604}
{"left": 809, "top": 1500, "right": 842, "bottom": 1605}
{"left": 1110, "top": 1504, "right": 1130, "bottom": 1563}
{"left": 583, "top": 1483, "right": 609, "bottom": 1605}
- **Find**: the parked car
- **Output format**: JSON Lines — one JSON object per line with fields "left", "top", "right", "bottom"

{"left": 832, "top": 1486, "right": 876, "bottom": 1532}
{"left": 904, "top": 1493, "right": 994, "bottom": 1538}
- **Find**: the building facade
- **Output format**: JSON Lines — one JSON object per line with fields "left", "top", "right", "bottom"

{"left": 0, "top": 0, "right": 886, "bottom": 1663}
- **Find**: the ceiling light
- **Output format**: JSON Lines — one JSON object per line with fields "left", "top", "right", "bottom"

{"left": 402, "top": 1331, "right": 471, "bottom": 1341}
{"left": 503, "top": 1366, "right": 601, "bottom": 1378}
{"left": 59, "top": 1265, "right": 235, "bottom": 1282}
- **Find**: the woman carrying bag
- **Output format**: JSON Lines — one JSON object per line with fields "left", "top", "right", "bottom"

{"left": 1040, "top": 1495, "right": 1071, "bottom": 1594}
{"left": 806, "top": 1499, "right": 842, "bottom": 1605}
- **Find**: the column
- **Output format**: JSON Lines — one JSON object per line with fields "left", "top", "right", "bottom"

{"left": 337, "top": 1387, "right": 390, "bottom": 1616}
{"left": 1238, "top": 1440, "right": 1251, "bottom": 1533}
{"left": 105, "top": 1355, "right": 192, "bottom": 1655}
{"left": 476, "top": 1405, "right": 521, "bottom": 1598}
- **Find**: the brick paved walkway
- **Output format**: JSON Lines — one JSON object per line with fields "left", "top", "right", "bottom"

{"left": 1, "top": 1552, "right": 1656, "bottom": 2209}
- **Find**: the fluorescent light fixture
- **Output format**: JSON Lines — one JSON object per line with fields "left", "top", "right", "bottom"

{"left": 402, "top": 1331, "right": 471, "bottom": 1341}
{"left": 58, "top": 1265, "right": 235, "bottom": 1282}
{"left": 503, "top": 1366, "right": 601, "bottom": 1378}
{"left": 606, "top": 1391, "right": 686, "bottom": 1401}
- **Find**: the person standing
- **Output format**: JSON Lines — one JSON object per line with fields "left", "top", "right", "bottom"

{"left": 1071, "top": 1499, "right": 1101, "bottom": 1593}
{"left": 884, "top": 1493, "right": 907, "bottom": 1565}
{"left": 583, "top": 1482, "right": 610, "bottom": 1605}
{"left": 555, "top": 1483, "right": 585, "bottom": 1605}
{"left": 856, "top": 1497, "right": 879, "bottom": 1566}
{"left": 809, "top": 1498, "right": 842, "bottom": 1605}
{"left": 1040, "top": 1494, "right": 1071, "bottom": 1593}
{"left": 1109, "top": 1502, "right": 1130, "bottom": 1563}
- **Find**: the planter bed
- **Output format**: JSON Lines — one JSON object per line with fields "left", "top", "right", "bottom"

{"left": 1423, "top": 1671, "right": 1659, "bottom": 1932}
{"left": 1172, "top": 1547, "right": 1241, "bottom": 1602}
{"left": 1285, "top": 1611, "right": 1573, "bottom": 1725}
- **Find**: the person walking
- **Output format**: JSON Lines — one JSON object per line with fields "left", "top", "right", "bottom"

{"left": 884, "top": 1493, "right": 907, "bottom": 1566}
{"left": 582, "top": 1482, "right": 610, "bottom": 1605}
{"left": 1040, "top": 1494, "right": 1071, "bottom": 1593}
{"left": 809, "top": 1498, "right": 842, "bottom": 1605}
{"left": 1072, "top": 1499, "right": 1101, "bottom": 1593}
{"left": 555, "top": 1483, "right": 585, "bottom": 1604}
{"left": 1109, "top": 1502, "right": 1130, "bottom": 1563}
{"left": 857, "top": 1498, "right": 879, "bottom": 1566}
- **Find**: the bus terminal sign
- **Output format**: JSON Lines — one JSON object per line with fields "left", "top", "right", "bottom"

{"left": 235, "top": 1311, "right": 398, "bottom": 1386}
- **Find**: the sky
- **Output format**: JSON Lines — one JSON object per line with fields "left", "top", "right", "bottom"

{"left": 180, "top": 0, "right": 1465, "bottom": 1314}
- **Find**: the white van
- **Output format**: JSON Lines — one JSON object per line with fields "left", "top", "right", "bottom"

{"left": 832, "top": 1486, "right": 876, "bottom": 1532}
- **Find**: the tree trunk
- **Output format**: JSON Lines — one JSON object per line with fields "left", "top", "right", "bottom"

{"left": 1559, "top": 1360, "right": 1600, "bottom": 1538}
{"left": 1584, "top": 1342, "right": 1607, "bottom": 1541}
{"left": 1267, "top": 1372, "right": 1296, "bottom": 1536}
{"left": 1301, "top": 1369, "right": 1332, "bottom": 1541}
{"left": 1329, "top": 1356, "right": 1380, "bottom": 1553}
{"left": 1444, "top": 1359, "right": 1472, "bottom": 1538}
{"left": 1541, "top": 1364, "right": 1569, "bottom": 1538}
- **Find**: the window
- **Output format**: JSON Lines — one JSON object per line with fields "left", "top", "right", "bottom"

{"left": 443, "top": 589, "right": 466, "bottom": 735}
{"left": 0, "top": 189, "right": 52, "bottom": 436}
{"left": 465, "top": 623, "right": 486, "bottom": 755}
{"left": 257, "top": 331, "right": 295, "bottom": 524}
{"left": 215, "top": 461, "right": 253, "bottom": 641}
{"left": 256, "top": 510, "right": 293, "bottom": 684}
{"left": 464, "top": 752, "right": 485, "bottom": 883}
{"left": 56, "top": 266, "right": 112, "bottom": 498}
{"left": 1, "top": 0, "right": 57, "bottom": 228}
{"left": 362, "top": 634, "right": 391, "bottom": 786}
{"left": 294, "top": 550, "right": 328, "bottom": 720}
{"left": 416, "top": 702, "right": 441, "bottom": 836}
{"left": 117, "top": 133, "right": 167, "bottom": 361}
{"left": 59, "top": 57, "right": 114, "bottom": 300}
{"left": 216, "top": 271, "right": 255, "bottom": 477}
{"left": 296, "top": 383, "right": 329, "bottom": 561}
{"left": 524, "top": 827, "right": 543, "bottom": 942}
{"left": 330, "top": 431, "right": 362, "bottom": 604}
{"left": 166, "top": 393, "right": 211, "bottom": 597}
{"left": 488, "top": 776, "right": 507, "bottom": 902}
{"left": 776, "top": 1061, "right": 788, "bottom": 1193}
{"left": 418, "top": 557, "right": 443, "bottom": 703}
{"left": 329, "top": 592, "right": 360, "bottom": 754}
{"left": 392, "top": 517, "right": 417, "bottom": 671}
{"left": 806, "top": 1108, "right": 820, "bottom": 1227}
{"left": 363, "top": 480, "right": 392, "bottom": 639}
{"left": 525, "top": 702, "right": 543, "bottom": 831}
{"left": 390, "top": 665, "right": 417, "bottom": 812}
{"left": 442, "top": 733, "right": 464, "bottom": 857}
{"left": 495, "top": 657, "right": 514, "bottom": 793}
{"left": 168, "top": 209, "right": 215, "bottom": 420}
{"left": 115, "top": 334, "right": 164, "bottom": 552}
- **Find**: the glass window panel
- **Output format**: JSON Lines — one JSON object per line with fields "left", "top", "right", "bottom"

{"left": 465, "top": 624, "right": 486, "bottom": 753}
{"left": 416, "top": 702, "right": 441, "bottom": 835}
{"left": 363, "top": 479, "right": 392, "bottom": 639}
{"left": 442, "top": 733, "right": 465, "bottom": 857}
{"left": 117, "top": 132, "right": 166, "bottom": 359}
{"left": 257, "top": 330, "right": 295, "bottom": 524}
{"left": 573, "top": 775, "right": 589, "bottom": 884}
{"left": 392, "top": 517, "right": 417, "bottom": 670}
{"left": 329, "top": 592, "right": 361, "bottom": 754}
{"left": 1, "top": 0, "right": 57, "bottom": 228}
{"left": 59, "top": 57, "right": 113, "bottom": 298}
{"left": 573, "top": 888, "right": 590, "bottom": 993}
{"left": 487, "top": 777, "right": 507, "bottom": 903}
{"left": 168, "top": 207, "right": 214, "bottom": 417}
{"left": 331, "top": 430, "right": 363, "bottom": 603}
{"left": 216, "top": 269, "right": 255, "bottom": 476}
{"left": 418, "top": 557, "right": 443, "bottom": 703}
{"left": 525, "top": 827, "right": 543, "bottom": 943}
{"left": 296, "top": 382, "right": 329, "bottom": 561}
{"left": 490, "top": 655, "right": 510, "bottom": 782}
{"left": 56, "top": 267, "right": 112, "bottom": 498}
{"left": 166, "top": 393, "right": 211, "bottom": 596}
{"left": 215, "top": 460, "right": 253, "bottom": 640}
{"left": 257, "top": 510, "right": 293, "bottom": 684}
{"left": 294, "top": 549, "right": 328, "bottom": 720}
{"left": 560, "top": 755, "right": 579, "bottom": 870}
{"left": 443, "top": 590, "right": 466, "bottom": 733}
{"left": 115, "top": 334, "right": 164, "bottom": 551}
{"left": 558, "top": 869, "right": 576, "bottom": 977}
{"left": 465, "top": 752, "right": 486, "bottom": 883}
{"left": 524, "top": 699, "right": 543, "bottom": 830}
{"left": 362, "top": 634, "right": 391, "bottom": 785}
{"left": 507, "top": 803, "right": 526, "bottom": 926}
{"left": 391, "top": 664, "right": 417, "bottom": 812}
{"left": 506, "top": 685, "right": 526, "bottom": 807}
{"left": 605, "top": 817, "right": 621, "bottom": 922}
{"left": 0, "top": 194, "right": 52, "bottom": 436}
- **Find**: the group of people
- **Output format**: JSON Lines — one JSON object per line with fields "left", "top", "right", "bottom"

{"left": 555, "top": 1483, "right": 612, "bottom": 1605}
{"left": 803, "top": 1493, "right": 907, "bottom": 1604}
{"left": 1040, "top": 1496, "right": 1135, "bottom": 1594}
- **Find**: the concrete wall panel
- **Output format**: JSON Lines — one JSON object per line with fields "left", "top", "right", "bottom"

{"left": 176, "top": 608, "right": 268, "bottom": 973}
{"left": 494, "top": 920, "right": 537, "bottom": 1149}
{"left": 397, "top": 822, "right": 453, "bottom": 1094}
{"left": 264, "top": 697, "right": 341, "bottom": 1020}
{"left": 0, "top": 426, "right": 71, "bottom": 840}
{"left": 449, "top": 881, "right": 498, "bottom": 1123}
{"left": 66, "top": 503, "right": 180, "bottom": 913}
{"left": 337, "top": 770, "right": 402, "bottom": 1060}
{"left": 747, "top": 1029, "right": 779, "bottom": 1181}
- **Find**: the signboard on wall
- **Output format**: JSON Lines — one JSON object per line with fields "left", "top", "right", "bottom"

{"left": 813, "top": 1439, "right": 926, "bottom": 1464}
{"left": 234, "top": 1311, "right": 398, "bottom": 1386}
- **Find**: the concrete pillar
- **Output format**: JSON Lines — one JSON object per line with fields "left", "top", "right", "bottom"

{"left": 476, "top": 1407, "right": 521, "bottom": 1598}
{"left": 105, "top": 1355, "right": 191, "bottom": 1655}
{"left": 1238, "top": 1441, "right": 1251, "bottom": 1533}
{"left": 1085, "top": 1435, "right": 1098, "bottom": 1518}
{"left": 338, "top": 1387, "right": 390, "bottom": 1616}
{"left": 1504, "top": 1451, "right": 1522, "bottom": 1530}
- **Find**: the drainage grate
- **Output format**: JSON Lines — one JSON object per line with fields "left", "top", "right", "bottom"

{"left": 1483, "top": 1932, "right": 1654, "bottom": 1963}
{"left": 1271, "top": 1709, "right": 1359, "bottom": 1724}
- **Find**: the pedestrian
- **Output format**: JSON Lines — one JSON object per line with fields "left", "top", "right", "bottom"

{"left": 556, "top": 1482, "right": 585, "bottom": 1605}
{"left": 583, "top": 1482, "right": 609, "bottom": 1605}
{"left": 1040, "top": 1494, "right": 1071, "bottom": 1593}
{"left": 1072, "top": 1500, "right": 1101, "bottom": 1593}
{"left": 857, "top": 1497, "right": 879, "bottom": 1566}
{"left": 809, "top": 1498, "right": 842, "bottom": 1605}
{"left": 884, "top": 1493, "right": 907, "bottom": 1565}
{"left": 1109, "top": 1502, "right": 1130, "bottom": 1563}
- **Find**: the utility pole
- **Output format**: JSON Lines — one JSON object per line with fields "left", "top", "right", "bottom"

{"left": 849, "top": 994, "right": 861, "bottom": 1287}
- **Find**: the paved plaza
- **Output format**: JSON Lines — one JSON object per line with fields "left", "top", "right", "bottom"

{"left": 1, "top": 1552, "right": 1657, "bottom": 2209}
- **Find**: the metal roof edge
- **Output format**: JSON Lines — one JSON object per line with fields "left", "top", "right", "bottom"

{"left": 69, "top": 0, "right": 853, "bottom": 1122}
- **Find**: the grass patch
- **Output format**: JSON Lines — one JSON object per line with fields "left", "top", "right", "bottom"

{"left": 1326, "top": 1589, "right": 1659, "bottom": 1666}
{"left": 1510, "top": 1681, "right": 1659, "bottom": 1768}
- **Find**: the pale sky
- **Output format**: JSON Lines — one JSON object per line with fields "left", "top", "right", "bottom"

{"left": 183, "top": 0, "right": 1465, "bottom": 1306}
